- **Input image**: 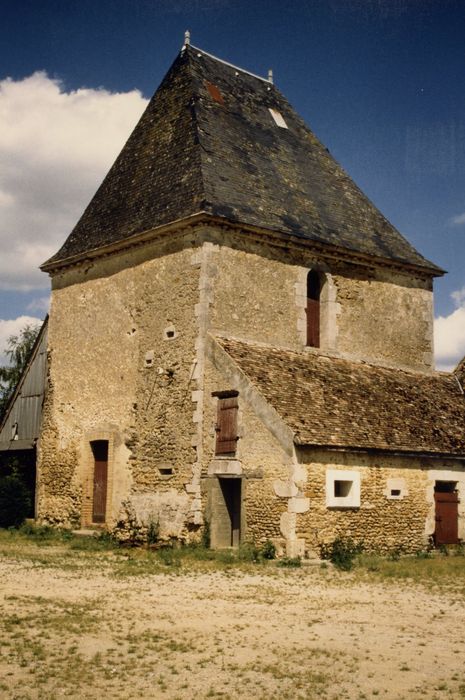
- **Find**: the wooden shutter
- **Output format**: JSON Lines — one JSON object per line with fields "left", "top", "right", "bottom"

{"left": 215, "top": 396, "right": 238, "bottom": 455}
{"left": 306, "top": 298, "right": 320, "bottom": 347}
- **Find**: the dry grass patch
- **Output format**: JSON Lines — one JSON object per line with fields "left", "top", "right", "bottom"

{"left": 0, "top": 529, "right": 465, "bottom": 699}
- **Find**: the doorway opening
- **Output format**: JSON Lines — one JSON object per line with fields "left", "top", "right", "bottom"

{"left": 434, "top": 481, "right": 459, "bottom": 545}
{"left": 91, "top": 440, "right": 108, "bottom": 524}
{"left": 212, "top": 477, "right": 242, "bottom": 548}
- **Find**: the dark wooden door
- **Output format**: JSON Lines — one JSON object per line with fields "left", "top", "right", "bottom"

{"left": 434, "top": 491, "right": 459, "bottom": 545}
{"left": 91, "top": 441, "right": 108, "bottom": 524}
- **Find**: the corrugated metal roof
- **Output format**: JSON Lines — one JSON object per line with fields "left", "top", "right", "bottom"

{"left": 0, "top": 318, "right": 48, "bottom": 452}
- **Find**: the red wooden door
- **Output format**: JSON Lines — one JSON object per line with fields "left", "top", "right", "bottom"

{"left": 91, "top": 441, "right": 108, "bottom": 524}
{"left": 434, "top": 491, "right": 459, "bottom": 545}
{"left": 215, "top": 396, "right": 238, "bottom": 455}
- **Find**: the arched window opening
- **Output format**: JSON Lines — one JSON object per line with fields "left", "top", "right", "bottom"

{"left": 306, "top": 270, "right": 321, "bottom": 347}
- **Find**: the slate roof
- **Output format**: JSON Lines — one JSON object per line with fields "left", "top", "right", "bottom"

{"left": 43, "top": 45, "right": 440, "bottom": 273}
{"left": 215, "top": 336, "right": 465, "bottom": 456}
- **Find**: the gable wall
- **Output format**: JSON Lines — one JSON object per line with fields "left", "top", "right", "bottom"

{"left": 205, "top": 228, "right": 434, "bottom": 371}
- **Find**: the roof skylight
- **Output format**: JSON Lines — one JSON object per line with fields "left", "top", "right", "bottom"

{"left": 269, "top": 108, "right": 288, "bottom": 129}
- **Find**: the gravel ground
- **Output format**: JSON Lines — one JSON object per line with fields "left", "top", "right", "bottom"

{"left": 0, "top": 551, "right": 464, "bottom": 700}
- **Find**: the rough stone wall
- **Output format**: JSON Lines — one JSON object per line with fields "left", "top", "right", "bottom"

{"left": 38, "top": 237, "right": 202, "bottom": 534}
{"left": 297, "top": 449, "right": 465, "bottom": 554}
{"left": 208, "top": 240, "right": 303, "bottom": 350}
{"left": 205, "top": 228, "right": 434, "bottom": 371}
{"left": 202, "top": 356, "right": 291, "bottom": 546}
{"left": 333, "top": 267, "right": 433, "bottom": 370}
{"left": 38, "top": 225, "right": 437, "bottom": 538}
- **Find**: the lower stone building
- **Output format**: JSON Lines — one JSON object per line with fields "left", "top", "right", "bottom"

{"left": 204, "top": 335, "right": 465, "bottom": 555}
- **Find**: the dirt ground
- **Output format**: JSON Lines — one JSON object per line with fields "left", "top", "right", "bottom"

{"left": 0, "top": 548, "right": 464, "bottom": 700}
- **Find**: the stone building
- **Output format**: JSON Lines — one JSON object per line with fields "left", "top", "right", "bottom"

{"left": 37, "top": 42, "right": 465, "bottom": 555}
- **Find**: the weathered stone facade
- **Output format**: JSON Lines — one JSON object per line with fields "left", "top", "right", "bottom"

{"left": 298, "top": 450, "right": 465, "bottom": 554}
{"left": 38, "top": 236, "right": 203, "bottom": 534}
{"left": 204, "top": 230, "right": 434, "bottom": 370}
{"left": 37, "top": 225, "right": 465, "bottom": 553}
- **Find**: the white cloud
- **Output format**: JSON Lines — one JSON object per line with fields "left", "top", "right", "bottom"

{"left": 0, "top": 72, "right": 148, "bottom": 291}
{"left": 0, "top": 315, "right": 42, "bottom": 366}
{"left": 451, "top": 286, "right": 465, "bottom": 307}
{"left": 26, "top": 295, "right": 50, "bottom": 314}
{"left": 434, "top": 289, "right": 465, "bottom": 371}
{"left": 449, "top": 212, "right": 465, "bottom": 226}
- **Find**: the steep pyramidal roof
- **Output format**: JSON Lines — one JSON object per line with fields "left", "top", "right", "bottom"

{"left": 44, "top": 45, "right": 440, "bottom": 273}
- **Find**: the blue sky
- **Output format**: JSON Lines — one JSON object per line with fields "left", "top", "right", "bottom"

{"left": 0, "top": 0, "right": 464, "bottom": 367}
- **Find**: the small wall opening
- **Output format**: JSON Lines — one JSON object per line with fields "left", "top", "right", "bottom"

{"left": 326, "top": 469, "right": 361, "bottom": 508}
{"left": 434, "top": 481, "right": 456, "bottom": 493}
{"left": 334, "top": 480, "right": 352, "bottom": 498}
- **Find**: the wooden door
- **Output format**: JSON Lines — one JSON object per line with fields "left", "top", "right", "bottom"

{"left": 91, "top": 441, "right": 108, "bottom": 524}
{"left": 434, "top": 490, "right": 459, "bottom": 545}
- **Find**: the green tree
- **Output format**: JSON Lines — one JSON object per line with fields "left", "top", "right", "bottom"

{"left": 0, "top": 324, "right": 40, "bottom": 421}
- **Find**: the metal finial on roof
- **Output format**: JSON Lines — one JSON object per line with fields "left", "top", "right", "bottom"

{"left": 184, "top": 30, "right": 191, "bottom": 46}
{"left": 268, "top": 69, "right": 274, "bottom": 84}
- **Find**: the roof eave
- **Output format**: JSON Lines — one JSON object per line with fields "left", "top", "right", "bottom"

{"left": 295, "top": 442, "right": 465, "bottom": 460}
{"left": 40, "top": 211, "right": 443, "bottom": 278}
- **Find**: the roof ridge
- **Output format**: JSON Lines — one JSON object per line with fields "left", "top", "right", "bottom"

{"left": 187, "top": 45, "right": 272, "bottom": 85}
{"left": 184, "top": 49, "right": 208, "bottom": 213}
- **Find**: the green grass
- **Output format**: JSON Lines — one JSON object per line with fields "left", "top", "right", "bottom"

{"left": 355, "top": 550, "right": 465, "bottom": 593}
{"left": 0, "top": 527, "right": 277, "bottom": 576}
{"left": 0, "top": 527, "right": 464, "bottom": 590}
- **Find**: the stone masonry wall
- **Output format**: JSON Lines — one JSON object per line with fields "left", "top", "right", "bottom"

{"left": 38, "top": 237, "right": 202, "bottom": 535}
{"left": 297, "top": 449, "right": 465, "bottom": 555}
{"left": 333, "top": 266, "right": 433, "bottom": 371}
{"left": 202, "top": 356, "right": 292, "bottom": 546}
{"left": 205, "top": 228, "right": 434, "bottom": 371}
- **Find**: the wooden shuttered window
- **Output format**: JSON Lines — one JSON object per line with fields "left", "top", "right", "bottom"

{"left": 215, "top": 395, "right": 239, "bottom": 455}
{"left": 306, "top": 270, "right": 321, "bottom": 348}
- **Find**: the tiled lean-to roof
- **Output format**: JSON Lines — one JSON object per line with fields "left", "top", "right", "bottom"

{"left": 43, "top": 45, "right": 441, "bottom": 273}
{"left": 216, "top": 336, "right": 465, "bottom": 456}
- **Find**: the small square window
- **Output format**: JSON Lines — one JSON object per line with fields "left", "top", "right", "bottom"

{"left": 326, "top": 470, "right": 360, "bottom": 508}
{"left": 334, "top": 480, "right": 352, "bottom": 498}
